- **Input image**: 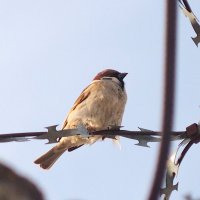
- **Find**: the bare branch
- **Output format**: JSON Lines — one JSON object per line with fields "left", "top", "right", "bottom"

{"left": 148, "top": 0, "right": 177, "bottom": 199}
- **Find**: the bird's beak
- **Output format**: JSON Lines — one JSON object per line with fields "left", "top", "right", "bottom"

{"left": 119, "top": 72, "right": 128, "bottom": 80}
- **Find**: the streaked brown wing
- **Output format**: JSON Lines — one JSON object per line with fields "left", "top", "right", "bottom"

{"left": 61, "top": 84, "right": 91, "bottom": 130}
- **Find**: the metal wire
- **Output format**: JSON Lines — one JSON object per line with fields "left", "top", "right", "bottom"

{"left": 148, "top": 0, "right": 177, "bottom": 199}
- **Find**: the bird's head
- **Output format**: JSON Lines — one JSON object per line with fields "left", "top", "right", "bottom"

{"left": 93, "top": 69, "right": 128, "bottom": 89}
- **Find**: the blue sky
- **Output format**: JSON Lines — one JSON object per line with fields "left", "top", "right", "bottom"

{"left": 0, "top": 1, "right": 200, "bottom": 200}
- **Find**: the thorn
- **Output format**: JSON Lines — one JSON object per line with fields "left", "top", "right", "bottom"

{"left": 138, "top": 127, "right": 153, "bottom": 132}
{"left": 135, "top": 140, "right": 150, "bottom": 148}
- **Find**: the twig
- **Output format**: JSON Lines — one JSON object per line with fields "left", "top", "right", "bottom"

{"left": 148, "top": 0, "right": 177, "bottom": 199}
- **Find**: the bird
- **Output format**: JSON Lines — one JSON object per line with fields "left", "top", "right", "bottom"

{"left": 34, "top": 69, "right": 127, "bottom": 169}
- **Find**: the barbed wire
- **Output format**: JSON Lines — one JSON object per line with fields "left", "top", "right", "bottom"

{"left": 0, "top": 121, "right": 200, "bottom": 199}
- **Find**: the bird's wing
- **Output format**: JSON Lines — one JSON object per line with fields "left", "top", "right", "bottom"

{"left": 61, "top": 83, "right": 92, "bottom": 130}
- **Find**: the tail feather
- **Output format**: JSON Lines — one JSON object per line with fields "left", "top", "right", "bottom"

{"left": 68, "top": 144, "right": 84, "bottom": 152}
{"left": 34, "top": 135, "right": 101, "bottom": 169}
{"left": 34, "top": 147, "right": 65, "bottom": 169}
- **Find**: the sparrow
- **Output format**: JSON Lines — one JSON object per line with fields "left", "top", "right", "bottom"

{"left": 34, "top": 69, "right": 127, "bottom": 169}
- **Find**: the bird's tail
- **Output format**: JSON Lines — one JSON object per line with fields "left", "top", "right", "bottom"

{"left": 34, "top": 135, "right": 90, "bottom": 169}
{"left": 34, "top": 147, "right": 66, "bottom": 169}
{"left": 34, "top": 135, "right": 102, "bottom": 169}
